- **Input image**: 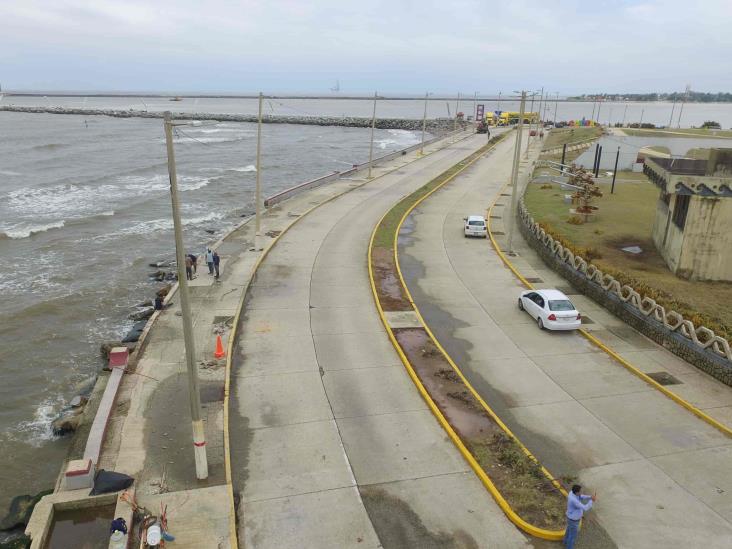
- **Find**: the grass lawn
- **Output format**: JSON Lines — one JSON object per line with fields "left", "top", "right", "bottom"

{"left": 524, "top": 179, "right": 732, "bottom": 340}
{"left": 621, "top": 128, "right": 732, "bottom": 139}
{"left": 543, "top": 126, "right": 603, "bottom": 150}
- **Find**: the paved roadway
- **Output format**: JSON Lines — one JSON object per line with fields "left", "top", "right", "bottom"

{"left": 230, "top": 130, "right": 538, "bottom": 548}
{"left": 399, "top": 131, "right": 732, "bottom": 547}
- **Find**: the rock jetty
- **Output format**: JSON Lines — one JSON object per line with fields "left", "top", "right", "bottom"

{"left": 0, "top": 105, "right": 466, "bottom": 132}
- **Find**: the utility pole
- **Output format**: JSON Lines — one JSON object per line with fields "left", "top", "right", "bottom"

{"left": 162, "top": 112, "right": 208, "bottom": 480}
{"left": 611, "top": 146, "right": 620, "bottom": 194}
{"left": 420, "top": 91, "right": 429, "bottom": 155}
{"left": 453, "top": 92, "right": 461, "bottom": 132}
{"left": 368, "top": 91, "right": 377, "bottom": 178}
{"left": 497, "top": 91, "right": 502, "bottom": 111}
{"left": 524, "top": 91, "right": 537, "bottom": 158}
{"left": 668, "top": 98, "right": 676, "bottom": 128}
{"left": 507, "top": 91, "right": 527, "bottom": 254}
{"left": 639, "top": 108, "right": 645, "bottom": 127}
{"left": 473, "top": 91, "right": 478, "bottom": 122}
{"left": 621, "top": 103, "right": 628, "bottom": 127}
{"left": 554, "top": 92, "right": 559, "bottom": 125}
{"left": 254, "top": 92, "right": 263, "bottom": 251}
{"left": 677, "top": 84, "right": 691, "bottom": 128}
{"left": 596, "top": 99, "right": 602, "bottom": 125}
{"left": 591, "top": 100, "right": 596, "bottom": 122}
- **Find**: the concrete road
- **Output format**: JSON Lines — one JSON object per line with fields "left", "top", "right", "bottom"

{"left": 230, "top": 130, "right": 536, "bottom": 548}
{"left": 399, "top": 132, "right": 732, "bottom": 547}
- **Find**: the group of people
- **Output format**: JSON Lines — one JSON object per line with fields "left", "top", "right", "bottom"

{"left": 184, "top": 247, "right": 221, "bottom": 281}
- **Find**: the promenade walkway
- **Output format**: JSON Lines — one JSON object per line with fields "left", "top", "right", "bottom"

{"left": 398, "top": 132, "right": 732, "bottom": 547}
{"left": 229, "top": 130, "right": 538, "bottom": 548}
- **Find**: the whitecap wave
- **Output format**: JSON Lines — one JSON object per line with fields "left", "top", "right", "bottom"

{"left": 230, "top": 165, "right": 257, "bottom": 172}
{"left": 0, "top": 220, "right": 65, "bottom": 239}
{"left": 0, "top": 169, "right": 21, "bottom": 176}
{"left": 13, "top": 396, "right": 65, "bottom": 447}
{"left": 112, "top": 211, "right": 226, "bottom": 236}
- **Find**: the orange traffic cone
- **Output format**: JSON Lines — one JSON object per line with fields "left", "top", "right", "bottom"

{"left": 214, "top": 335, "right": 226, "bottom": 359}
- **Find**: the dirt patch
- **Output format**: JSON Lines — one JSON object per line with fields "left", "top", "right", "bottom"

{"left": 435, "top": 368, "right": 460, "bottom": 383}
{"left": 372, "top": 248, "right": 412, "bottom": 311}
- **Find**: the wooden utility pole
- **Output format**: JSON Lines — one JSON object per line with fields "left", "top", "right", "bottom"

{"left": 162, "top": 111, "right": 208, "bottom": 480}
{"left": 368, "top": 91, "right": 377, "bottom": 178}
{"left": 507, "top": 91, "right": 527, "bottom": 254}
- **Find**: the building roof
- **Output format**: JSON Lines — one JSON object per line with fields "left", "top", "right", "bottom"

{"left": 643, "top": 152, "right": 732, "bottom": 197}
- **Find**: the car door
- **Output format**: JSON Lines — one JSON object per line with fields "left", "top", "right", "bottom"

{"left": 523, "top": 292, "right": 539, "bottom": 318}
{"left": 533, "top": 294, "right": 546, "bottom": 321}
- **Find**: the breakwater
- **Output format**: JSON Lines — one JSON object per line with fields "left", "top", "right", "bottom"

{"left": 0, "top": 105, "right": 466, "bottom": 132}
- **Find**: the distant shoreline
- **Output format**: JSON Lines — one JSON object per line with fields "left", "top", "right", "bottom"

{"left": 4, "top": 93, "right": 732, "bottom": 104}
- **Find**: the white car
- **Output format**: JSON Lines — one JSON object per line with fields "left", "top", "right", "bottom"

{"left": 464, "top": 215, "right": 487, "bottom": 238}
{"left": 518, "top": 289, "right": 582, "bottom": 330}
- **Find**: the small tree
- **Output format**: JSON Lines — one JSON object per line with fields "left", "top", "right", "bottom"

{"left": 701, "top": 121, "right": 721, "bottom": 129}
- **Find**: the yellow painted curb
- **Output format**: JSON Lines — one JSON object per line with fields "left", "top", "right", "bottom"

{"left": 368, "top": 131, "right": 566, "bottom": 541}
{"left": 485, "top": 184, "right": 732, "bottom": 439}
{"left": 222, "top": 129, "right": 474, "bottom": 547}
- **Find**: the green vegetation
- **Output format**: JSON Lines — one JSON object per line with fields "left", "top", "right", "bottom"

{"left": 524, "top": 179, "right": 732, "bottom": 340}
{"left": 621, "top": 127, "right": 732, "bottom": 138}
{"left": 686, "top": 148, "right": 712, "bottom": 160}
{"left": 646, "top": 145, "right": 671, "bottom": 155}
{"left": 569, "top": 92, "right": 732, "bottom": 103}
{"left": 543, "top": 126, "right": 603, "bottom": 151}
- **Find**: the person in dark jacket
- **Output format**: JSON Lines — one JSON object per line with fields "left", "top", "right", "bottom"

{"left": 213, "top": 250, "right": 221, "bottom": 279}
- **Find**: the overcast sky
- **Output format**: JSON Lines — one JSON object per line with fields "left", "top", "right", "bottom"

{"left": 3, "top": 0, "right": 730, "bottom": 95}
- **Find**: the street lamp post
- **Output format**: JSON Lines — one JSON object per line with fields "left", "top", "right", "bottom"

{"left": 368, "top": 91, "right": 378, "bottom": 178}
{"left": 162, "top": 111, "right": 208, "bottom": 480}
{"left": 507, "top": 91, "right": 527, "bottom": 254}
{"left": 420, "top": 92, "right": 429, "bottom": 155}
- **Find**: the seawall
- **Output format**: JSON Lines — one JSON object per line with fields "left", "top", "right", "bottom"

{"left": 0, "top": 105, "right": 467, "bottom": 132}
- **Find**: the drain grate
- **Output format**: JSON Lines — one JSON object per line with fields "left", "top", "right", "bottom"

{"left": 490, "top": 215, "right": 502, "bottom": 219}
{"left": 493, "top": 203, "right": 504, "bottom": 207}
{"left": 646, "top": 371, "right": 682, "bottom": 386}
{"left": 492, "top": 231, "right": 505, "bottom": 235}
{"left": 501, "top": 193, "right": 512, "bottom": 196}
{"left": 525, "top": 277, "right": 543, "bottom": 283}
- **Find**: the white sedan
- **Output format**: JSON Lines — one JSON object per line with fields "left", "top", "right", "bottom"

{"left": 518, "top": 289, "right": 582, "bottom": 331}
{"left": 463, "top": 215, "right": 487, "bottom": 238}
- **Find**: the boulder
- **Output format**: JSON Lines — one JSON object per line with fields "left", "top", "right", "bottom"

{"left": 128, "top": 307, "right": 154, "bottom": 322}
{"left": 156, "top": 285, "right": 172, "bottom": 298}
{"left": 0, "top": 490, "right": 52, "bottom": 531}
{"left": 69, "top": 395, "right": 88, "bottom": 408}
{"left": 51, "top": 410, "right": 82, "bottom": 436}
{"left": 101, "top": 341, "right": 136, "bottom": 360}
{"left": 121, "top": 320, "right": 148, "bottom": 344}
{"left": 136, "top": 299, "right": 153, "bottom": 308}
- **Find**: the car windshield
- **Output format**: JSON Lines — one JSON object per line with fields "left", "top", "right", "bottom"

{"left": 548, "top": 299, "right": 574, "bottom": 311}
{"left": 468, "top": 220, "right": 485, "bottom": 226}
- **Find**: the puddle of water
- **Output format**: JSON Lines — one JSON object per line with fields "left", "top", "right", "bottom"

{"left": 45, "top": 503, "right": 116, "bottom": 549}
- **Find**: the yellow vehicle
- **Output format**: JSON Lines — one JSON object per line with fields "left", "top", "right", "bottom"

{"left": 497, "top": 111, "right": 539, "bottom": 126}
{"left": 484, "top": 111, "right": 497, "bottom": 125}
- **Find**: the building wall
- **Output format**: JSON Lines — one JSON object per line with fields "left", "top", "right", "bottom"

{"left": 652, "top": 192, "right": 684, "bottom": 272}
{"left": 677, "top": 197, "right": 732, "bottom": 281}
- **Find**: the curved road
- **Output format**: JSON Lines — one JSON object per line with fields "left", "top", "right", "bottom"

{"left": 399, "top": 132, "right": 732, "bottom": 547}
{"left": 230, "top": 131, "right": 538, "bottom": 548}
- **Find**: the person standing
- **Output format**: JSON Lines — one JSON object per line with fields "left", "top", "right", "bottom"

{"left": 205, "top": 248, "right": 214, "bottom": 275}
{"left": 564, "top": 484, "right": 596, "bottom": 549}
{"left": 185, "top": 255, "right": 193, "bottom": 281}
{"left": 213, "top": 250, "right": 221, "bottom": 280}
{"left": 187, "top": 253, "right": 198, "bottom": 274}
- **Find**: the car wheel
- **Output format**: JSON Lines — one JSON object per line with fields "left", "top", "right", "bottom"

{"left": 518, "top": 298, "right": 524, "bottom": 311}
{"left": 537, "top": 317, "right": 544, "bottom": 330}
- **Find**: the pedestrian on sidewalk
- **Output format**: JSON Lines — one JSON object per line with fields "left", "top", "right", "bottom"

{"left": 205, "top": 248, "right": 214, "bottom": 275}
{"left": 213, "top": 250, "right": 220, "bottom": 279}
{"left": 187, "top": 253, "right": 198, "bottom": 274}
{"left": 185, "top": 255, "right": 193, "bottom": 281}
{"left": 564, "top": 484, "right": 596, "bottom": 549}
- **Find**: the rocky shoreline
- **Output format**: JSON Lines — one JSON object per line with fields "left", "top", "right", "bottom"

{"left": 0, "top": 105, "right": 465, "bottom": 132}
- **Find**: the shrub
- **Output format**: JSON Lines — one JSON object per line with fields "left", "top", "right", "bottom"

{"left": 701, "top": 121, "right": 722, "bottom": 129}
{"left": 566, "top": 215, "right": 583, "bottom": 225}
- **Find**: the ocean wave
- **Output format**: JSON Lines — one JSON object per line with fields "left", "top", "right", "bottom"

{"left": 0, "top": 170, "right": 21, "bottom": 176}
{"left": 112, "top": 211, "right": 226, "bottom": 237}
{"left": 32, "top": 143, "right": 67, "bottom": 151}
{"left": 12, "top": 395, "right": 65, "bottom": 446}
{"left": 7, "top": 183, "right": 118, "bottom": 216}
{"left": 230, "top": 165, "right": 257, "bottom": 172}
{"left": 0, "top": 220, "right": 65, "bottom": 239}
{"left": 119, "top": 174, "right": 210, "bottom": 192}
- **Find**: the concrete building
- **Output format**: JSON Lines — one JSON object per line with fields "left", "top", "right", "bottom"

{"left": 644, "top": 149, "right": 732, "bottom": 281}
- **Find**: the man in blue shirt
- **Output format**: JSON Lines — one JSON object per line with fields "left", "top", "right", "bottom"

{"left": 564, "top": 484, "right": 596, "bottom": 549}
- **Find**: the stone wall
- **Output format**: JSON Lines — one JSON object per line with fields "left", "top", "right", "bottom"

{"left": 517, "top": 199, "right": 732, "bottom": 385}
{"left": 0, "top": 105, "right": 466, "bottom": 133}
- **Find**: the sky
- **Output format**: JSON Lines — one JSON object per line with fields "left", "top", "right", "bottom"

{"left": 2, "top": 0, "right": 731, "bottom": 95}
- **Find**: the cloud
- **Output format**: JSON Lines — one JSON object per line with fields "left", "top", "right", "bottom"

{"left": 2, "top": 0, "right": 729, "bottom": 93}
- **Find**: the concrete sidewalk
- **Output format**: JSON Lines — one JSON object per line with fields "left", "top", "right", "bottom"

{"left": 399, "top": 131, "right": 732, "bottom": 547}
{"left": 230, "top": 129, "right": 538, "bottom": 548}
{"left": 92, "top": 131, "right": 474, "bottom": 547}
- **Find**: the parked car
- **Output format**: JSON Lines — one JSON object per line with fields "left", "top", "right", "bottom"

{"left": 518, "top": 289, "right": 582, "bottom": 330}
{"left": 463, "top": 215, "right": 487, "bottom": 238}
